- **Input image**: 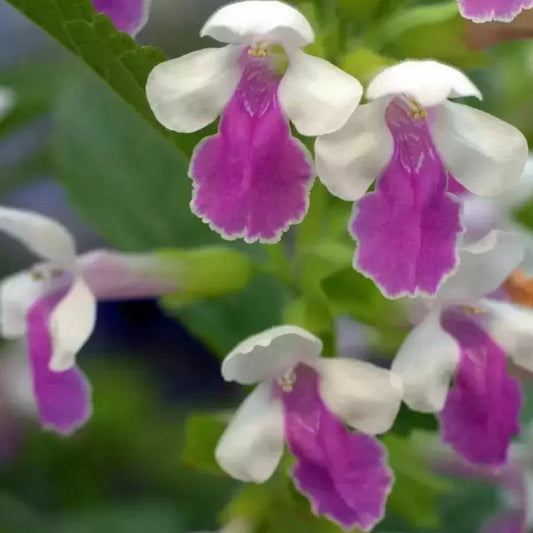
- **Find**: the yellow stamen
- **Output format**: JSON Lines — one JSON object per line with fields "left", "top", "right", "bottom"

{"left": 407, "top": 98, "right": 428, "bottom": 120}
{"left": 248, "top": 41, "right": 269, "bottom": 58}
{"left": 278, "top": 368, "right": 296, "bottom": 393}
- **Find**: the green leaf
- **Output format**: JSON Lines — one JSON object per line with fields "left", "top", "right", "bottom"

{"left": 4, "top": 0, "right": 163, "bottom": 126}
{"left": 182, "top": 414, "right": 227, "bottom": 475}
{"left": 0, "top": 492, "right": 50, "bottom": 533}
{"left": 390, "top": 404, "right": 438, "bottom": 437}
{"left": 164, "top": 274, "right": 289, "bottom": 357}
{"left": 0, "top": 62, "right": 74, "bottom": 141}
{"left": 57, "top": 503, "right": 185, "bottom": 533}
{"left": 514, "top": 202, "right": 533, "bottom": 234}
{"left": 384, "top": 433, "right": 453, "bottom": 529}
{"left": 53, "top": 73, "right": 218, "bottom": 251}
{"left": 376, "top": 3, "right": 490, "bottom": 68}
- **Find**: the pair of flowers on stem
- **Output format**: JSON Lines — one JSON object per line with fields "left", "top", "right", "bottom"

{"left": 146, "top": 0, "right": 529, "bottom": 301}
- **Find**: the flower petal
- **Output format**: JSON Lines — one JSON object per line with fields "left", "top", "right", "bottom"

{"left": 282, "top": 365, "right": 392, "bottom": 531}
{"left": 392, "top": 310, "right": 460, "bottom": 412}
{"left": 0, "top": 271, "right": 43, "bottom": 338}
{"left": 27, "top": 292, "right": 92, "bottom": 435}
{"left": 318, "top": 359, "right": 403, "bottom": 435}
{"left": 483, "top": 299, "right": 533, "bottom": 373}
{"left": 431, "top": 101, "right": 528, "bottom": 196}
{"left": 78, "top": 250, "right": 176, "bottom": 300}
{"left": 92, "top": 0, "right": 151, "bottom": 35}
{"left": 190, "top": 58, "right": 314, "bottom": 243}
{"left": 200, "top": 0, "right": 313, "bottom": 48}
{"left": 279, "top": 50, "right": 363, "bottom": 136}
{"left": 351, "top": 99, "right": 463, "bottom": 298}
{"left": 438, "top": 231, "right": 524, "bottom": 301}
{"left": 222, "top": 326, "right": 322, "bottom": 385}
{"left": 458, "top": 0, "right": 533, "bottom": 22}
{"left": 215, "top": 382, "right": 284, "bottom": 483}
{"left": 49, "top": 278, "right": 97, "bottom": 372}
{"left": 146, "top": 46, "right": 241, "bottom": 134}
{"left": 439, "top": 308, "right": 522, "bottom": 466}
{"left": 0, "top": 207, "right": 76, "bottom": 266}
{"left": 315, "top": 101, "right": 393, "bottom": 201}
{"left": 367, "top": 60, "right": 481, "bottom": 107}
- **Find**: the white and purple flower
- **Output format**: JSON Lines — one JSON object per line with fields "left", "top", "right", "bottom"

{"left": 92, "top": 0, "right": 151, "bottom": 35}
{"left": 215, "top": 325, "right": 403, "bottom": 530}
{"left": 0, "top": 207, "right": 180, "bottom": 435}
{"left": 315, "top": 60, "right": 528, "bottom": 299}
{"left": 146, "top": 0, "right": 362, "bottom": 243}
{"left": 391, "top": 228, "right": 533, "bottom": 466}
{"left": 458, "top": 0, "right": 533, "bottom": 22}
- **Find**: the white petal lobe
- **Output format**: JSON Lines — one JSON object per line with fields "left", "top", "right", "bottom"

{"left": 49, "top": 277, "right": 97, "bottom": 372}
{"left": 201, "top": 0, "right": 313, "bottom": 48}
{"left": 431, "top": 101, "right": 529, "bottom": 196}
{"left": 392, "top": 310, "right": 460, "bottom": 413}
{"left": 0, "top": 271, "right": 43, "bottom": 338}
{"left": 222, "top": 325, "right": 322, "bottom": 385}
{"left": 146, "top": 46, "right": 241, "bottom": 133}
{"left": 215, "top": 382, "right": 284, "bottom": 483}
{"left": 315, "top": 101, "right": 392, "bottom": 201}
{"left": 438, "top": 231, "right": 524, "bottom": 301}
{"left": 0, "top": 207, "right": 76, "bottom": 266}
{"left": 367, "top": 60, "right": 481, "bottom": 107}
{"left": 483, "top": 299, "right": 533, "bottom": 373}
{"left": 318, "top": 358, "right": 403, "bottom": 434}
{"left": 279, "top": 50, "right": 363, "bottom": 136}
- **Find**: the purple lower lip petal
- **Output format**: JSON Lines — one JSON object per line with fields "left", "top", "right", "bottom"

{"left": 351, "top": 99, "right": 463, "bottom": 298}
{"left": 27, "top": 291, "right": 92, "bottom": 435}
{"left": 281, "top": 364, "right": 392, "bottom": 530}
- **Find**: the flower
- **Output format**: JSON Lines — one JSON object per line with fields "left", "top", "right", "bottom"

{"left": 391, "top": 228, "right": 533, "bottom": 466}
{"left": 146, "top": 0, "right": 362, "bottom": 243}
{"left": 0, "top": 207, "right": 179, "bottom": 434}
{"left": 457, "top": 0, "right": 533, "bottom": 23}
{"left": 215, "top": 325, "right": 403, "bottom": 530}
{"left": 461, "top": 155, "right": 533, "bottom": 271}
{"left": 315, "top": 60, "right": 528, "bottom": 299}
{"left": 91, "top": 0, "right": 151, "bottom": 35}
{"left": 0, "top": 207, "right": 252, "bottom": 435}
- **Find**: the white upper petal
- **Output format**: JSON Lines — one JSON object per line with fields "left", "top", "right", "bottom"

{"left": 279, "top": 49, "right": 363, "bottom": 136}
{"left": 49, "top": 277, "right": 97, "bottom": 372}
{"left": 315, "top": 100, "right": 392, "bottom": 201}
{"left": 431, "top": 101, "right": 529, "bottom": 197}
{"left": 146, "top": 45, "right": 241, "bottom": 133}
{"left": 200, "top": 1, "right": 313, "bottom": 48}
{"left": 221, "top": 325, "right": 322, "bottom": 385}
{"left": 318, "top": 358, "right": 403, "bottom": 435}
{"left": 483, "top": 299, "right": 533, "bottom": 374}
{"left": 0, "top": 207, "right": 76, "bottom": 266}
{"left": 437, "top": 231, "right": 524, "bottom": 301}
{"left": 367, "top": 60, "right": 481, "bottom": 107}
{"left": 392, "top": 310, "right": 460, "bottom": 413}
{"left": 215, "top": 382, "right": 284, "bottom": 483}
{"left": 0, "top": 271, "right": 43, "bottom": 338}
